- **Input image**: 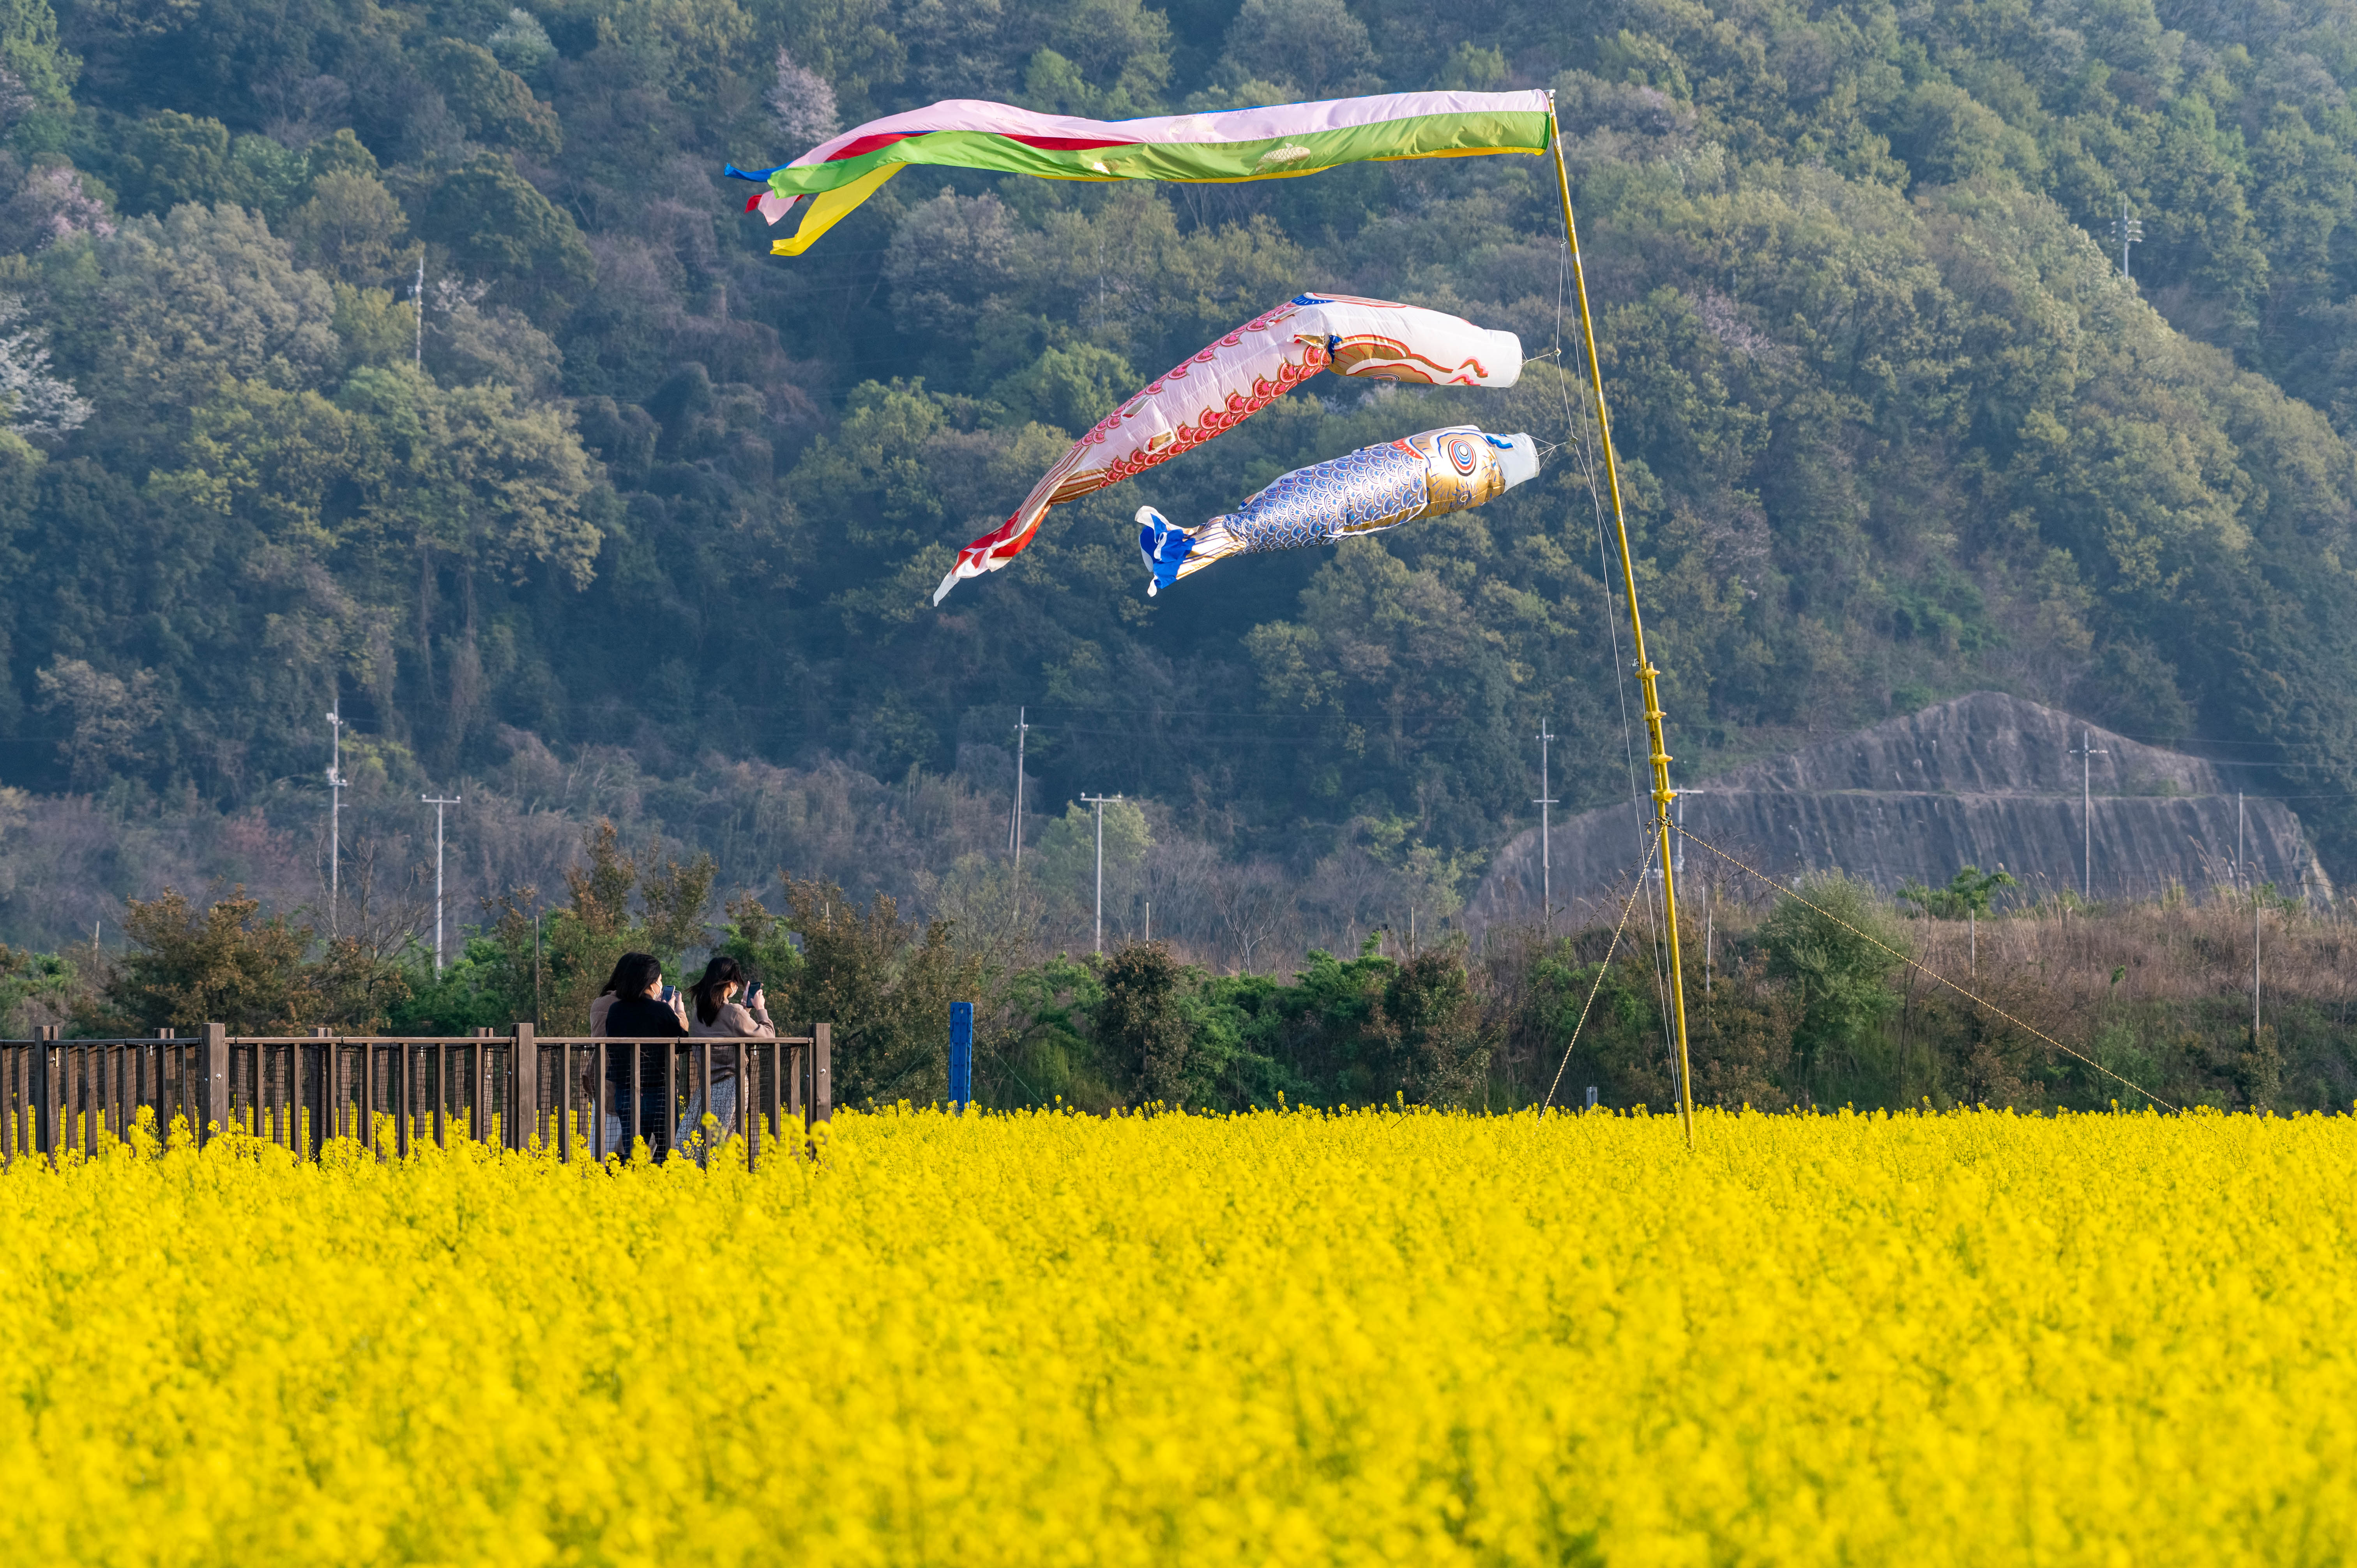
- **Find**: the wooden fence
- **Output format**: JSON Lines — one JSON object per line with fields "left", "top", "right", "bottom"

{"left": 0, "top": 1024, "right": 832, "bottom": 1169}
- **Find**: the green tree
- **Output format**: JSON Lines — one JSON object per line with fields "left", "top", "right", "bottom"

{"left": 283, "top": 170, "right": 409, "bottom": 286}
{"left": 1095, "top": 939, "right": 1189, "bottom": 1104}
{"left": 417, "top": 39, "right": 563, "bottom": 158}
{"left": 1757, "top": 872, "right": 1908, "bottom": 1086}
{"left": 1899, "top": 866, "right": 2016, "bottom": 920}
{"left": 765, "top": 876, "right": 982, "bottom": 1106}
{"left": 0, "top": 0, "right": 74, "bottom": 113}
{"left": 411, "top": 155, "right": 594, "bottom": 313}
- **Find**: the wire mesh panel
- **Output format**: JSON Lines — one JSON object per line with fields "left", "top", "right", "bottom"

{"left": 532, "top": 1035, "right": 823, "bottom": 1166}
{"left": 2, "top": 1028, "right": 823, "bottom": 1165}
{"left": 0, "top": 1035, "right": 210, "bottom": 1164}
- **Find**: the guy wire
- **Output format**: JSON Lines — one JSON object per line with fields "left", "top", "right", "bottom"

{"left": 1553, "top": 227, "right": 1680, "bottom": 1089}
{"left": 1673, "top": 824, "right": 2179, "bottom": 1111}
{"left": 1543, "top": 835, "right": 1659, "bottom": 1111}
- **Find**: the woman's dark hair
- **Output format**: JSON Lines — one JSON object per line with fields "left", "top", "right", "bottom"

{"left": 689, "top": 955, "right": 749, "bottom": 1026}
{"left": 600, "top": 952, "right": 662, "bottom": 999}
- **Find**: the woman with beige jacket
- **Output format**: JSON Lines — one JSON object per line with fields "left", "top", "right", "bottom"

{"left": 677, "top": 955, "right": 774, "bottom": 1150}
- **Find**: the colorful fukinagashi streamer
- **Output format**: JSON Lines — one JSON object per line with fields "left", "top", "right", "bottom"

{"left": 931, "top": 294, "right": 1521, "bottom": 604}
{"left": 1137, "top": 425, "right": 1539, "bottom": 595}
{"left": 727, "top": 91, "right": 1550, "bottom": 256}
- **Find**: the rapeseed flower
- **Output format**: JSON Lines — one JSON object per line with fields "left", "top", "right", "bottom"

{"left": 0, "top": 1104, "right": 2350, "bottom": 1564}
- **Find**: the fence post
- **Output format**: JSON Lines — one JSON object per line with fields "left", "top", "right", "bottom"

{"left": 812, "top": 1023, "right": 831, "bottom": 1122}
{"left": 203, "top": 1023, "right": 228, "bottom": 1147}
{"left": 33, "top": 1024, "right": 56, "bottom": 1165}
{"left": 949, "top": 1002, "right": 973, "bottom": 1110}
{"left": 511, "top": 1023, "right": 537, "bottom": 1151}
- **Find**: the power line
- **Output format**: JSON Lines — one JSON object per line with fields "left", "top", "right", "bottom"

{"left": 1675, "top": 822, "right": 2177, "bottom": 1111}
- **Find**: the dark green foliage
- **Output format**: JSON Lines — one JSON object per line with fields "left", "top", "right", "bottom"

{"left": 1757, "top": 872, "right": 1908, "bottom": 1084}
{"left": 994, "top": 939, "right": 1494, "bottom": 1111}
{"left": 752, "top": 876, "right": 983, "bottom": 1107}
{"left": 103, "top": 885, "right": 414, "bottom": 1033}
{"left": 4, "top": 0, "right": 2357, "bottom": 899}
{"left": 1095, "top": 940, "right": 1190, "bottom": 1102}
{"left": 415, "top": 39, "right": 560, "bottom": 158}
{"left": 398, "top": 818, "right": 715, "bottom": 1035}
{"left": 412, "top": 154, "right": 592, "bottom": 308}
{"left": 1900, "top": 866, "right": 2016, "bottom": 921}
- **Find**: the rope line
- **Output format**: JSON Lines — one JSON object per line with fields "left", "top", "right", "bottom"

{"left": 1549, "top": 220, "right": 1680, "bottom": 1091}
{"left": 1543, "top": 835, "right": 1659, "bottom": 1111}
{"left": 1672, "top": 825, "right": 2180, "bottom": 1111}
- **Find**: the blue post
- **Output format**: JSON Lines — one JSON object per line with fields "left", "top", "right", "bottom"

{"left": 949, "top": 1001, "right": 974, "bottom": 1110}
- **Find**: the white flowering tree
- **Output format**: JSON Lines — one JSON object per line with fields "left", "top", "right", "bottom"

{"left": 0, "top": 294, "right": 88, "bottom": 439}
{"left": 769, "top": 49, "right": 838, "bottom": 149}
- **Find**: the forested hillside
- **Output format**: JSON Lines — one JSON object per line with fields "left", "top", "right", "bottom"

{"left": 2, "top": 0, "right": 2355, "bottom": 920}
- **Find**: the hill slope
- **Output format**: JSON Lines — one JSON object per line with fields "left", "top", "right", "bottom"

{"left": 0, "top": 0, "right": 2352, "bottom": 886}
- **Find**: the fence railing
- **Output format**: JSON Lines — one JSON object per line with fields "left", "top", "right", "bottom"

{"left": 0, "top": 1023, "right": 832, "bottom": 1169}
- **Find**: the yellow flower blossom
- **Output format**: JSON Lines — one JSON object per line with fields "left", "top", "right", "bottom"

{"left": 0, "top": 1104, "right": 2351, "bottom": 1564}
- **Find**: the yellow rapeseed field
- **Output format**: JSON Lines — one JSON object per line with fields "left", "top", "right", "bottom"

{"left": 2, "top": 1105, "right": 2353, "bottom": 1565}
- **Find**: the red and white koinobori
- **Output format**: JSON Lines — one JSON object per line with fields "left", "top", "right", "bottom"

{"left": 931, "top": 293, "right": 1522, "bottom": 604}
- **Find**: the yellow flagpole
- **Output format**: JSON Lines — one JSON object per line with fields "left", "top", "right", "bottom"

{"left": 1547, "top": 102, "right": 1696, "bottom": 1146}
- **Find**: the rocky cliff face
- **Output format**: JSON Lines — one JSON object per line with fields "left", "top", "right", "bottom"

{"left": 1468, "top": 692, "right": 2332, "bottom": 923}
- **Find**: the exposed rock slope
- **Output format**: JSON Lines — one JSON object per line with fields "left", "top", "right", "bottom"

{"left": 1468, "top": 693, "right": 2330, "bottom": 922}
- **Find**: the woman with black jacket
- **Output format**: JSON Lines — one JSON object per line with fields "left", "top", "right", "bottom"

{"left": 597, "top": 952, "right": 684, "bottom": 1158}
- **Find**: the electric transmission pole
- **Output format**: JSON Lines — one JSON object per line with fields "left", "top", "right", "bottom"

{"left": 1008, "top": 707, "right": 1028, "bottom": 860}
{"left": 325, "top": 702, "right": 346, "bottom": 936}
{"left": 412, "top": 257, "right": 425, "bottom": 367}
{"left": 1081, "top": 793, "right": 1121, "bottom": 954}
{"left": 2115, "top": 199, "right": 2143, "bottom": 282}
{"left": 1009, "top": 706, "right": 1028, "bottom": 915}
{"left": 1533, "top": 720, "right": 1557, "bottom": 933}
{"left": 2069, "top": 728, "right": 2106, "bottom": 901}
{"left": 422, "top": 793, "right": 461, "bottom": 972}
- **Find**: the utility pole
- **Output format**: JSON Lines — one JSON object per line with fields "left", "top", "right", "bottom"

{"left": 1081, "top": 793, "right": 1120, "bottom": 954}
{"left": 2241, "top": 793, "right": 2260, "bottom": 1061}
{"left": 325, "top": 702, "right": 346, "bottom": 936}
{"left": 1674, "top": 787, "right": 1686, "bottom": 879}
{"left": 2115, "top": 198, "right": 2143, "bottom": 283}
{"left": 2070, "top": 728, "right": 2107, "bottom": 901}
{"left": 1008, "top": 706, "right": 1028, "bottom": 896}
{"left": 422, "top": 794, "right": 461, "bottom": 972}
{"left": 1533, "top": 720, "right": 1557, "bottom": 933}
{"left": 412, "top": 257, "right": 425, "bottom": 368}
